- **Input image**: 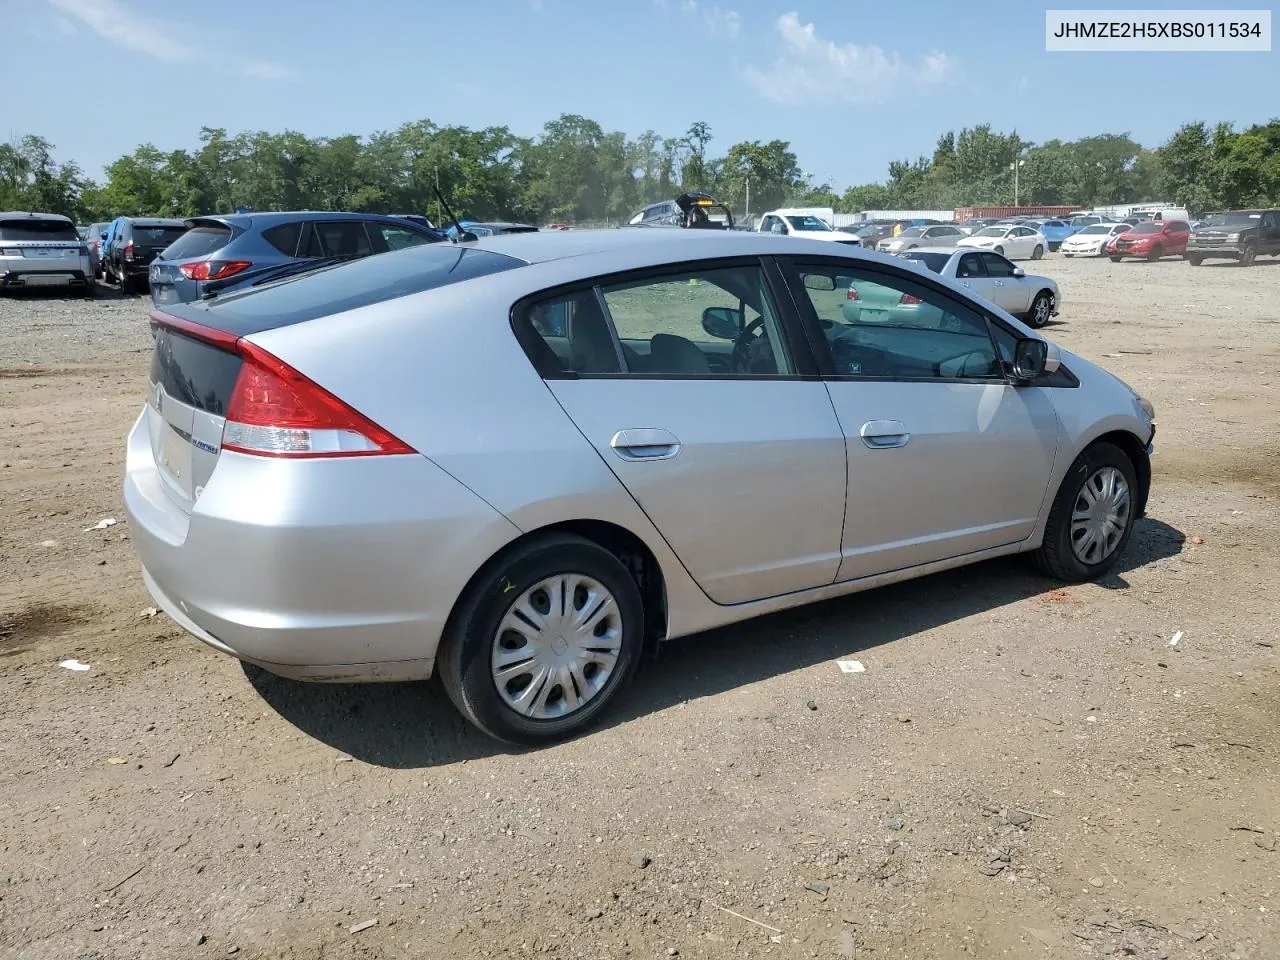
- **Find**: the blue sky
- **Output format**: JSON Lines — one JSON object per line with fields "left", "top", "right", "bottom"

{"left": 10, "top": 0, "right": 1278, "bottom": 188}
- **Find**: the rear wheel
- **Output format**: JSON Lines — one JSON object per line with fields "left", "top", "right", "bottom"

{"left": 1109, "top": 255, "right": 1122, "bottom": 262}
{"left": 1031, "top": 244, "right": 1044, "bottom": 260}
{"left": 438, "top": 533, "right": 645, "bottom": 745}
{"left": 993, "top": 245, "right": 1005, "bottom": 256}
{"left": 1026, "top": 290, "right": 1054, "bottom": 329}
{"left": 1239, "top": 243, "right": 1256, "bottom": 266}
{"left": 119, "top": 271, "right": 132, "bottom": 295}
{"left": 1033, "top": 442, "right": 1138, "bottom": 582}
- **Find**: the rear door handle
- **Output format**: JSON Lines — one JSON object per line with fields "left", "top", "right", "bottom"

{"left": 610, "top": 428, "right": 681, "bottom": 461}
{"left": 860, "top": 420, "right": 910, "bottom": 449}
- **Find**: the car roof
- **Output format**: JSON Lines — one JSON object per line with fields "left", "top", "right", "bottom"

{"left": 467, "top": 227, "right": 912, "bottom": 271}
{"left": 188, "top": 211, "right": 427, "bottom": 229}
{"left": 125, "top": 217, "right": 187, "bottom": 226}
{"left": 0, "top": 211, "right": 75, "bottom": 222}
{"left": 470, "top": 222, "right": 537, "bottom": 230}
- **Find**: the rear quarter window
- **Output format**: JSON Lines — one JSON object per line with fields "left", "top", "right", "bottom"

{"left": 200, "top": 243, "right": 525, "bottom": 336}
{"left": 0, "top": 219, "right": 80, "bottom": 242}
{"left": 162, "top": 225, "right": 233, "bottom": 260}
{"left": 262, "top": 222, "right": 303, "bottom": 257}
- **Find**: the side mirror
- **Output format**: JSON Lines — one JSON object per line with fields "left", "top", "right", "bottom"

{"left": 701, "top": 306, "right": 741, "bottom": 340}
{"left": 1012, "top": 338, "right": 1048, "bottom": 381}
{"left": 1012, "top": 266, "right": 1025, "bottom": 278}
{"left": 803, "top": 274, "right": 836, "bottom": 292}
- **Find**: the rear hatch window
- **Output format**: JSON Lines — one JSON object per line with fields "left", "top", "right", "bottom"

{"left": 187, "top": 243, "right": 525, "bottom": 336}
{"left": 0, "top": 219, "right": 80, "bottom": 242}
{"left": 161, "top": 225, "right": 233, "bottom": 260}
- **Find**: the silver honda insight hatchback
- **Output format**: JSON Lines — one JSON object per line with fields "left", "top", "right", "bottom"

{"left": 124, "top": 230, "right": 1156, "bottom": 744}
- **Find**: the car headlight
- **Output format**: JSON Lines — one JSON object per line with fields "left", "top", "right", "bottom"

{"left": 1224, "top": 233, "right": 1240, "bottom": 242}
{"left": 1137, "top": 396, "right": 1156, "bottom": 422}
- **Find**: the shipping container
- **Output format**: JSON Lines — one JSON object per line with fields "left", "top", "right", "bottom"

{"left": 953, "top": 206, "right": 1075, "bottom": 220}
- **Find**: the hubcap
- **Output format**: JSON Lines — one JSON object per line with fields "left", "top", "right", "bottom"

{"left": 491, "top": 574, "right": 622, "bottom": 720}
{"left": 1070, "top": 467, "right": 1131, "bottom": 565}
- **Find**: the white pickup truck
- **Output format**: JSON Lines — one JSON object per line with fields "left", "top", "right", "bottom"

{"left": 756, "top": 209, "right": 857, "bottom": 244}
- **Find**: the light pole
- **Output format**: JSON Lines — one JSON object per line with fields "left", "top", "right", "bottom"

{"left": 1009, "top": 158, "right": 1026, "bottom": 208}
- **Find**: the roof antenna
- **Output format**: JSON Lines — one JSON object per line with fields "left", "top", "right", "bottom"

{"left": 433, "top": 183, "right": 477, "bottom": 243}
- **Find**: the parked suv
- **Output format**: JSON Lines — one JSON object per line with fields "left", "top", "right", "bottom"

{"left": 0, "top": 212, "right": 94, "bottom": 296}
{"left": 148, "top": 211, "right": 446, "bottom": 305}
{"left": 104, "top": 217, "right": 189, "bottom": 293}
{"left": 84, "top": 222, "right": 110, "bottom": 277}
{"left": 1105, "top": 219, "right": 1190, "bottom": 261}
{"left": 1185, "top": 210, "right": 1280, "bottom": 266}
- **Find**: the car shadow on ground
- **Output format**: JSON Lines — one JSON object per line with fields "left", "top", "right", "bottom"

{"left": 246, "top": 517, "right": 1184, "bottom": 768}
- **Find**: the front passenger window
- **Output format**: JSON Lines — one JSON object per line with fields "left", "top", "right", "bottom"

{"left": 790, "top": 263, "right": 1000, "bottom": 381}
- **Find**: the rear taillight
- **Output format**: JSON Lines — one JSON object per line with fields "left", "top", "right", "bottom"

{"left": 899, "top": 293, "right": 923, "bottom": 305}
{"left": 152, "top": 312, "right": 415, "bottom": 459}
{"left": 124, "top": 241, "right": 134, "bottom": 261}
{"left": 846, "top": 287, "right": 860, "bottom": 301}
{"left": 179, "top": 260, "right": 252, "bottom": 282}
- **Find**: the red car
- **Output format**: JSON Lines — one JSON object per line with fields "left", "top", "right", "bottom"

{"left": 1106, "top": 219, "right": 1191, "bottom": 261}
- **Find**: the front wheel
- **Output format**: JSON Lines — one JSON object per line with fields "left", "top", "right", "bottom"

{"left": 1239, "top": 243, "right": 1256, "bottom": 266}
{"left": 1031, "top": 244, "right": 1044, "bottom": 260}
{"left": 1109, "top": 255, "right": 1122, "bottom": 262}
{"left": 1033, "top": 442, "right": 1138, "bottom": 581}
{"left": 1146, "top": 244, "right": 1163, "bottom": 262}
{"left": 438, "top": 534, "right": 645, "bottom": 745}
{"left": 1026, "top": 290, "right": 1053, "bottom": 328}
{"left": 1187, "top": 255, "right": 1203, "bottom": 266}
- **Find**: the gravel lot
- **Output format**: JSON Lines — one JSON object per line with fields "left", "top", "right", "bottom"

{"left": 2, "top": 255, "right": 1278, "bottom": 960}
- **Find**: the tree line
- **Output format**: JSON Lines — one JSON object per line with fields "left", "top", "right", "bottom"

{"left": 3, "top": 114, "right": 1278, "bottom": 226}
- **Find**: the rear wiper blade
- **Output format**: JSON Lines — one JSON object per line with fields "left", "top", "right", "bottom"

{"left": 200, "top": 255, "right": 356, "bottom": 299}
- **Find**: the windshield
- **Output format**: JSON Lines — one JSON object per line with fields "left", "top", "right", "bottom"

{"left": 1077, "top": 225, "right": 1111, "bottom": 235}
{"left": 898, "top": 252, "right": 950, "bottom": 273}
{"left": 1071, "top": 216, "right": 1101, "bottom": 227}
{"left": 895, "top": 227, "right": 926, "bottom": 239}
{"left": 1041, "top": 220, "right": 1065, "bottom": 228}
{"left": 0, "top": 218, "right": 81, "bottom": 242}
{"left": 974, "top": 227, "right": 1007, "bottom": 238}
{"left": 1129, "top": 222, "right": 1162, "bottom": 235}
{"left": 786, "top": 216, "right": 831, "bottom": 231}
{"left": 1203, "top": 212, "right": 1260, "bottom": 227}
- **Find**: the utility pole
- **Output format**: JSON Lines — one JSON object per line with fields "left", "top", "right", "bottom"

{"left": 745, "top": 177, "right": 751, "bottom": 219}
{"left": 1009, "top": 158, "right": 1026, "bottom": 207}
{"left": 434, "top": 165, "right": 440, "bottom": 224}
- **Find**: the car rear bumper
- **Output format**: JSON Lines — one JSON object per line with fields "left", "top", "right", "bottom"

{"left": 1, "top": 262, "right": 92, "bottom": 288}
{"left": 122, "top": 410, "right": 521, "bottom": 682}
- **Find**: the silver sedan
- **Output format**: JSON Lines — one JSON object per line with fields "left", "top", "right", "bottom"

{"left": 890, "top": 246, "right": 1061, "bottom": 328}
{"left": 124, "top": 231, "right": 1156, "bottom": 744}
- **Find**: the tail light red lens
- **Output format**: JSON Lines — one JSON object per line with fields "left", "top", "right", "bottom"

{"left": 846, "top": 287, "right": 860, "bottom": 301}
{"left": 179, "top": 260, "right": 253, "bottom": 282}
{"left": 899, "top": 293, "right": 923, "bottom": 305}
{"left": 152, "top": 312, "right": 415, "bottom": 459}
{"left": 123, "top": 241, "right": 134, "bottom": 261}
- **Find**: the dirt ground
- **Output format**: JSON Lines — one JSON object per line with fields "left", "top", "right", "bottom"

{"left": 1, "top": 253, "right": 1278, "bottom": 960}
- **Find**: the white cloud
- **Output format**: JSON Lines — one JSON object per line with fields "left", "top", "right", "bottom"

{"left": 744, "top": 12, "right": 960, "bottom": 105}
{"left": 46, "top": 0, "right": 294, "bottom": 79}
{"left": 665, "top": 0, "right": 741, "bottom": 40}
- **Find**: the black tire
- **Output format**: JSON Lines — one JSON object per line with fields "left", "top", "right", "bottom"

{"left": 81, "top": 282, "right": 97, "bottom": 298}
{"left": 1025, "top": 290, "right": 1053, "bottom": 328}
{"left": 119, "top": 270, "right": 132, "bottom": 295}
{"left": 1186, "top": 255, "right": 1203, "bottom": 266}
{"left": 1031, "top": 244, "right": 1044, "bottom": 260}
{"left": 1109, "top": 255, "right": 1122, "bottom": 262}
{"left": 438, "top": 533, "right": 645, "bottom": 745}
{"left": 993, "top": 245, "right": 1005, "bottom": 255}
{"left": 1146, "top": 244, "right": 1163, "bottom": 262}
{"left": 1033, "top": 442, "right": 1139, "bottom": 582}
{"left": 1239, "top": 243, "right": 1256, "bottom": 266}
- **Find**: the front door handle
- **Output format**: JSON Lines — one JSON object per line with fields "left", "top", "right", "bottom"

{"left": 860, "top": 420, "right": 910, "bottom": 449}
{"left": 610, "top": 428, "right": 681, "bottom": 461}
{"left": 993, "top": 279, "right": 1005, "bottom": 286}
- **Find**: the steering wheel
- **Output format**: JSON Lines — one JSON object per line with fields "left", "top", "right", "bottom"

{"left": 731, "top": 315, "right": 767, "bottom": 372}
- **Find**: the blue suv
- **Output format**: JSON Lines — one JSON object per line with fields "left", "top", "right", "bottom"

{"left": 148, "top": 211, "right": 446, "bottom": 305}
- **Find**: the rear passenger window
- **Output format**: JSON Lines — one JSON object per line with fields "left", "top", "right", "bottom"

{"left": 262, "top": 222, "right": 303, "bottom": 257}
{"left": 312, "top": 221, "right": 372, "bottom": 257}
